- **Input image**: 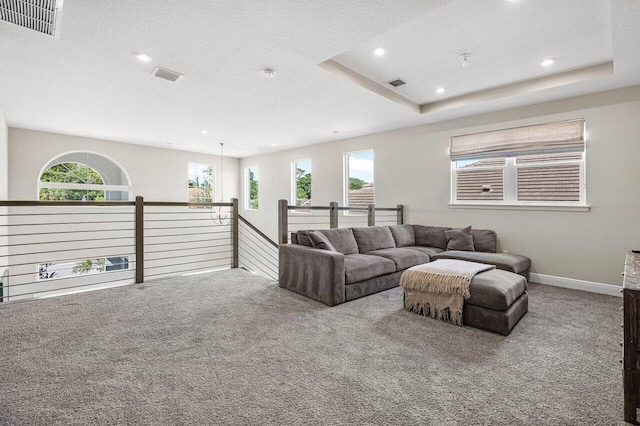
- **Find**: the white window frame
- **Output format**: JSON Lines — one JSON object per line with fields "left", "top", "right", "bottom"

{"left": 245, "top": 166, "right": 259, "bottom": 210}
{"left": 187, "top": 162, "right": 214, "bottom": 203}
{"left": 36, "top": 256, "right": 132, "bottom": 282}
{"left": 291, "top": 158, "right": 312, "bottom": 214}
{"left": 451, "top": 153, "right": 586, "bottom": 207}
{"left": 37, "top": 151, "right": 132, "bottom": 201}
{"left": 343, "top": 149, "right": 374, "bottom": 209}
{"left": 451, "top": 159, "right": 507, "bottom": 205}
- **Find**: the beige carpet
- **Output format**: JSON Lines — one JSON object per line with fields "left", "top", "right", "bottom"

{"left": 0, "top": 269, "right": 623, "bottom": 425}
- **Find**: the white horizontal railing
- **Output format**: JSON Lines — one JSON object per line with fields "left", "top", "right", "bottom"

{"left": 0, "top": 198, "right": 239, "bottom": 303}
{"left": 277, "top": 200, "right": 403, "bottom": 245}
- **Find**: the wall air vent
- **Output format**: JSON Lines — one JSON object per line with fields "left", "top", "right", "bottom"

{"left": 0, "top": 0, "right": 64, "bottom": 37}
{"left": 152, "top": 67, "right": 183, "bottom": 82}
{"left": 386, "top": 78, "right": 407, "bottom": 87}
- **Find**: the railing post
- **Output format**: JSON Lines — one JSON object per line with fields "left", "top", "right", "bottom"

{"left": 367, "top": 204, "right": 375, "bottom": 226}
{"left": 231, "top": 198, "right": 239, "bottom": 268}
{"left": 397, "top": 204, "right": 404, "bottom": 225}
{"left": 135, "top": 196, "right": 144, "bottom": 284}
{"left": 0, "top": 269, "right": 7, "bottom": 303}
{"left": 329, "top": 202, "right": 338, "bottom": 228}
{"left": 278, "top": 199, "right": 289, "bottom": 245}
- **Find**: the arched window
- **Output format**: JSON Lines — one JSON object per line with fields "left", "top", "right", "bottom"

{"left": 35, "top": 152, "right": 132, "bottom": 282}
{"left": 38, "top": 152, "right": 131, "bottom": 201}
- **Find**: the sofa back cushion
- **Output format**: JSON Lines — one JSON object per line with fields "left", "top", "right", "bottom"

{"left": 445, "top": 226, "right": 475, "bottom": 251}
{"left": 309, "top": 231, "right": 337, "bottom": 252}
{"left": 293, "top": 230, "right": 313, "bottom": 247}
{"left": 389, "top": 224, "right": 415, "bottom": 247}
{"left": 317, "top": 228, "right": 359, "bottom": 255}
{"left": 413, "top": 225, "right": 451, "bottom": 250}
{"left": 472, "top": 229, "right": 497, "bottom": 253}
{"left": 352, "top": 226, "right": 396, "bottom": 253}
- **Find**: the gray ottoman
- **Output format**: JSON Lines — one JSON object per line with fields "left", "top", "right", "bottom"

{"left": 464, "top": 269, "right": 528, "bottom": 335}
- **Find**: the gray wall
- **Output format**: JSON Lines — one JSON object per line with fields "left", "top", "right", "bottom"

{"left": 240, "top": 87, "right": 640, "bottom": 287}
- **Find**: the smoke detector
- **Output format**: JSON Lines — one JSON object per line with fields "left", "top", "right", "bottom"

{"left": 263, "top": 69, "right": 276, "bottom": 78}
{"left": 459, "top": 53, "right": 471, "bottom": 68}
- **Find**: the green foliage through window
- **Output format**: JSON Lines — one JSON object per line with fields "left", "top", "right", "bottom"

{"left": 295, "top": 167, "right": 312, "bottom": 206}
{"left": 348, "top": 177, "right": 366, "bottom": 190}
{"left": 248, "top": 167, "right": 259, "bottom": 209}
{"left": 72, "top": 258, "right": 106, "bottom": 275}
{"left": 39, "top": 163, "right": 105, "bottom": 201}
{"left": 188, "top": 163, "right": 213, "bottom": 203}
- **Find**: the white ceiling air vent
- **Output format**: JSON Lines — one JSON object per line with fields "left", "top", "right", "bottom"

{"left": 386, "top": 78, "right": 407, "bottom": 87}
{"left": 152, "top": 67, "right": 183, "bottom": 82}
{"left": 0, "top": 0, "right": 64, "bottom": 37}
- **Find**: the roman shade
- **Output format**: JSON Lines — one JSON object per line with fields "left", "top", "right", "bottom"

{"left": 450, "top": 120, "right": 585, "bottom": 161}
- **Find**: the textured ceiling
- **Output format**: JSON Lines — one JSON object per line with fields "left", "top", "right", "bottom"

{"left": 0, "top": 0, "right": 639, "bottom": 158}
{"left": 334, "top": 0, "right": 613, "bottom": 105}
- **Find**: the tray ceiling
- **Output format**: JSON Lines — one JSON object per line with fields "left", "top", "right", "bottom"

{"left": 0, "top": 0, "right": 638, "bottom": 157}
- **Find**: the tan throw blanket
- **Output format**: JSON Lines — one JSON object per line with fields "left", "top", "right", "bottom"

{"left": 400, "top": 259, "right": 495, "bottom": 325}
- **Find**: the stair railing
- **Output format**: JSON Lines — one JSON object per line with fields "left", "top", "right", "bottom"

{"left": 277, "top": 199, "right": 403, "bottom": 245}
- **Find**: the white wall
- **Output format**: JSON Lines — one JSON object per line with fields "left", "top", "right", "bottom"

{"left": 0, "top": 108, "right": 7, "bottom": 200}
{"left": 8, "top": 128, "right": 240, "bottom": 202}
{"left": 0, "top": 108, "right": 8, "bottom": 297}
{"left": 4, "top": 128, "right": 240, "bottom": 300}
{"left": 240, "top": 87, "right": 640, "bottom": 287}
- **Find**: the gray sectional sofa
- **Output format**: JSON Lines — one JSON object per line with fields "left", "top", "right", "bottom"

{"left": 279, "top": 224, "right": 531, "bottom": 307}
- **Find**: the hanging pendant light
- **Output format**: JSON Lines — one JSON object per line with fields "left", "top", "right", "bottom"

{"left": 211, "top": 142, "right": 231, "bottom": 225}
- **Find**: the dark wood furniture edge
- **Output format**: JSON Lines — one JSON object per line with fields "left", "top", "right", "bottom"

{"left": 623, "top": 251, "right": 640, "bottom": 424}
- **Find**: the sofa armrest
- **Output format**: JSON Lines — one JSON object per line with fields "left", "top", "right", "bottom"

{"left": 279, "top": 244, "right": 346, "bottom": 306}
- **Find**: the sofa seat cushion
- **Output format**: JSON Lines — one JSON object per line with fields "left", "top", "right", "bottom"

{"left": 344, "top": 254, "right": 396, "bottom": 284}
{"left": 389, "top": 225, "right": 415, "bottom": 247}
{"left": 352, "top": 226, "right": 396, "bottom": 253}
{"left": 467, "top": 269, "right": 527, "bottom": 311}
{"left": 431, "top": 251, "right": 531, "bottom": 275}
{"left": 317, "top": 228, "right": 359, "bottom": 255}
{"left": 404, "top": 246, "right": 445, "bottom": 257}
{"left": 367, "top": 248, "right": 430, "bottom": 272}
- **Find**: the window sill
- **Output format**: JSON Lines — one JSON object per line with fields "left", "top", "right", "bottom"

{"left": 448, "top": 204, "right": 590, "bottom": 212}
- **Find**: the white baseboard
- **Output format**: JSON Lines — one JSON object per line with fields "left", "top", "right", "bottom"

{"left": 529, "top": 273, "right": 622, "bottom": 297}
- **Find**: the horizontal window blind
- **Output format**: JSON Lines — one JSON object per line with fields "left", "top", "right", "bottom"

{"left": 516, "top": 151, "right": 583, "bottom": 164}
{"left": 456, "top": 169, "right": 504, "bottom": 201}
{"left": 450, "top": 120, "right": 585, "bottom": 161}
{"left": 517, "top": 164, "right": 580, "bottom": 202}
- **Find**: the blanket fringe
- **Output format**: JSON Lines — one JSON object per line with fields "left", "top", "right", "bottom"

{"left": 401, "top": 270, "right": 471, "bottom": 298}
{"left": 404, "top": 292, "right": 463, "bottom": 325}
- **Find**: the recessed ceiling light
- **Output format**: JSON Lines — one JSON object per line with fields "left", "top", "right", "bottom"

{"left": 541, "top": 58, "right": 554, "bottom": 67}
{"left": 135, "top": 53, "right": 152, "bottom": 62}
{"left": 333, "top": 130, "right": 340, "bottom": 134}
{"left": 201, "top": 130, "right": 208, "bottom": 134}
{"left": 373, "top": 47, "right": 386, "bottom": 56}
{"left": 435, "top": 87, "right": 445, "bottom": 94}
{"left": 271, "top": 143, "right": 277, "bottom": 146}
